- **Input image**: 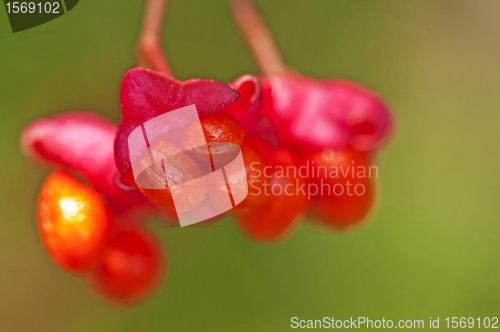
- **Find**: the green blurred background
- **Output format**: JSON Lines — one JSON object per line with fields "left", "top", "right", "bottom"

{"left": 1, "top": 0, "right": 500, "bottom": 331}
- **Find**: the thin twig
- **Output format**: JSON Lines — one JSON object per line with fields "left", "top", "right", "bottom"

{"left": 137, "top": 0, "right": 173, "bottom": 77}
{"left": 228, "top": 0, "right": 287, "bottom": 76}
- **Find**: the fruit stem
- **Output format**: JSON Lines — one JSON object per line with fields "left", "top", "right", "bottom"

{"left": 228, "top": 0, "right": 287, "bottom": 76}
{"left": 137, "top": 0, "right": 173, "bottom": 77}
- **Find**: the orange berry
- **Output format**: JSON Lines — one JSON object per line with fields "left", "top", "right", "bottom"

{"left": 236, "top": 168, "right": 309, "bottom": 241}
{"left": 229, "top": 145, "right": 268, "bottom": 215}
{"left": 180, "top": 111, "right": 245, "bottom": 167}
{"left": 136, "top": 140, "right": 207, "bottom": 213}
{"left": 37, "top": 169, "right": 113, "bottom": 273}
{"left": 308, "top": 148, "right": 375, "bottom": 229}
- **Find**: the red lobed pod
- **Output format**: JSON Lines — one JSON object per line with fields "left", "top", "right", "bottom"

{"left": 37, "top": 169, "right": 113, "bottom": 273}
{"left": 114, "top": 68, "right": 241, "bottom": 184}
{"left": 225, "top": 72, "right": 388, "bottom": 234}
{"left": 21, "top": 112, "right": 151, "bottom": 213}
{"left": 136, "top": 110, "right": 247, "bottom": 214}
{"left": 260, "top": 74, "right": 393, "bottom": 153}
{"left": 225, "top": 74, "right": 279, "bottom": 148}
{"left": 226, "top": 73, "right": 393, "bottom": 154}
{"left": 89, "top": 224, "right": 165, "bottom": 305}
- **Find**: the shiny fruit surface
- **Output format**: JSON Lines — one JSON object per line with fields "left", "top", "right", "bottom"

{"left": 90, "top": 225, "right": 164, "bottom": 304}
{"left": 230, "top": 144, "right": 269, "bottom": 215}
{"left": 308, "top": 148, "right": 375, "bottom": 229}
{"left": 37, "top": 169, "right": 113, "bottom": 273}
{"left": 137, "top": 140, "right": 207, "bottom": 212}
{"left": 237, "top": 169, "right": 308, "bottom": 241}
{"left": 180, "top": 111, "right": 245, "bottom": 166}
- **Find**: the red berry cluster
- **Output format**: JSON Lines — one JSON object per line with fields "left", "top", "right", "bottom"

{"left": 113, "top": 68, "right": 392, "bottom": 236}
{"left": 21, "top": 67, "right": 392, "bottom": 304}
{"left": 226, "top": 72, "right": 392, "bottom": 235}
{"left": 20, "top": 0, "right": 394, "bottom": 306}
{"left": 37, "top": 170, "right": 163, "bottom": 304}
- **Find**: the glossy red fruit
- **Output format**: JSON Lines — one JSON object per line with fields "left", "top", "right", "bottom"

{"left": 235, "top": 147, "right": 308, "bottom": 241}
{"left": 307, "top": 148, "right": 375, "bottom": 229}
{"left": 237, "top": 171, "right": 308, "bottom": 241}
{"left": 136, "top": 139, "right": 207, "bottom": 213}
{"left": 21, "top": 112, "right": 150, "bottom": 210}
{"left": 311, "top": 178, "right": 373, "bottom": 230}
{"left": 227, "top": 144, "right": 268, "bottom": 215}
{"left": 37, "top": 169, "right": 113, "bottom": 273}
{"left": 199, "top": 111, "right": 245, "bottom": 146}
{"left": 90, "top": 225, "right": 165, "bottom": 305}
{"left": 180, "top": 111, "right": 245, "bottom": 166}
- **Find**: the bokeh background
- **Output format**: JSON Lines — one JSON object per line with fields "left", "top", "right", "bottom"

{"left": 2, "top": 0, "right": 500, "bottom": 330}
